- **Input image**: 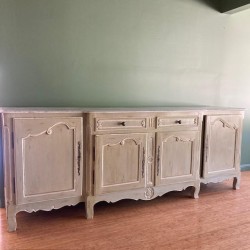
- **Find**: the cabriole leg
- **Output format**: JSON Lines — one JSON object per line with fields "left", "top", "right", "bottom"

{"left": 192, "top": 182, "right": 200, "bottom": 199}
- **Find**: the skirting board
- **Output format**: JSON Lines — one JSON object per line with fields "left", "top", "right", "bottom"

{"left": 241, "top": 164, "right": 250, "bottom": 172}
{"left": 0, "top": 200, "right": 4, "bottom": 208}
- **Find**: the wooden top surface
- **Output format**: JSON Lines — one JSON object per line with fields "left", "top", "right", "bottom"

{"left": 0, "top": 106, "right": 245, "bottom": 114}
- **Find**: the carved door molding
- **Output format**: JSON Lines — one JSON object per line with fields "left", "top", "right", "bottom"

{"left": 156, "top": 131, "right": 200, "bottom": 186}
{"left": 203, "top": 115, "right": 242, "bottom": 178}
{"left": 94, "top": 133, "right": 147, "bottom": 195}
{"left": 14, "top": 117, "right": 83, "bottom": 205}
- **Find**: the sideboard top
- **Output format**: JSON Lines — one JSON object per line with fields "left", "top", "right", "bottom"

{"left": 0, "top": 106, "right": 245, "bottom": 114}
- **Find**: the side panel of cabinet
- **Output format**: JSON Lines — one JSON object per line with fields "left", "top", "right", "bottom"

{"left": 0, "top": 119, "right": 4, "bottom": 207}
{"left": 94, "top": 133, "right": 147, "bottom": 195}
{"left": 156, "top": 131, "right": 200, "bottom": 186}
{"left": 14, "top": 117, "right": 83, "bottom": 205}
{"left": 203, "top": 115, "right": 242, "bottom": 178}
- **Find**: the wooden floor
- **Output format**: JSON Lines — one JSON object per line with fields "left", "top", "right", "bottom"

{"left": 1, "top": 172, "right": 250, "bottom": 250}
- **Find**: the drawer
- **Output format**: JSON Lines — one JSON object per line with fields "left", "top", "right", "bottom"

{"left": 157, "top": 116, "right": 199, "bottom": 128}
{"left": 95, "top": 117, "right": 147, "bottom": 131}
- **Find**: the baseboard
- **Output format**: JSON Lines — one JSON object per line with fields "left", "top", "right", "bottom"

{"left": 241, "top": 164, "right": 250, "bottom": 172}
{"left": 0, "top": 199, "right": 4, "bottom": 208}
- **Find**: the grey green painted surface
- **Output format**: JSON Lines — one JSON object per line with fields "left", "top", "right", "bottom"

{"left": 0, "top": 0, "right": 249, "bottom": 174}
{"left": 241, "top": 164, "right": 250, "bottom": 171}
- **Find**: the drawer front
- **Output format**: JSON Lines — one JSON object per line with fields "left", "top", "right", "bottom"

{"left": 157, "top": 116, "right": 199, "bottom": 128}
{"left": 95, "top": 118, "right": 147, "bottom": 131}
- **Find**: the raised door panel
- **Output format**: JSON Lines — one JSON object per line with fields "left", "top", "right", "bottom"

{"left": 95, "top": 133, "right": 147, "bottom": 195}
{"left": 14, "top": 117, "right": 83, "bottom": 205}
{"left": 203, "top": 115, "right": 242, "bottom": 178}
{"left": 156, "top": 131, "right": 199, "bottom": 186}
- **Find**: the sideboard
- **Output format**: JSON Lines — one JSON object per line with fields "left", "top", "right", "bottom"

{"left": 0, "top": 107, "right": 244, "bottom": 231}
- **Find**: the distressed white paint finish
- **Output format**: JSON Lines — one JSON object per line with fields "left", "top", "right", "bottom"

{"left": 202, "top": 115, "right": 243, "bottom": 186}
{"left": 0, "top": 107, "right": 244, "bottom": 231}
{"left": 85, "top": 109, "right": 243, "bottom": 219}
{"left": 155, "top": 131, "right": 200, "bottom": 186}
{"left": 13, "top": 117, "right": 83, "bottom": 205}
{"left": 1, "top": 113, "right": 84, "bottom": 231}
{"left": 94, "top": 133, "right": 147, "bottom": 195}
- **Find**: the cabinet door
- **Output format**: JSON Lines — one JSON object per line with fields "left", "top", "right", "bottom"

{"left": 94, "top": 133, "right": 147, "bottom": 195}
{"left": 156, "top": 131, "right": 200, "bottom": 186}
{"left": 14, "top": 117, "right": 83, "bottom": 205}
{"left": 203, "top": 115, "right": 242, "bottom": 178}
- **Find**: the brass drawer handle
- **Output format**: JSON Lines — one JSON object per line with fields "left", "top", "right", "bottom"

{"left": 175, "top": 120, "right": 182, "bottom": 124}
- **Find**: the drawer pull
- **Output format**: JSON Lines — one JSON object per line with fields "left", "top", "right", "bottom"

{"left": 175, "top": 120, "right": 182, "bottom": 124}
{"left": 119, "top": 121, "right": 126, "bottom": 126}
{"left": 157, "top": 146, "right": 160, "bottom": 176}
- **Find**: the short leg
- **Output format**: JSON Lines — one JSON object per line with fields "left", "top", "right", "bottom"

{"left": 192, "top": 182, "right": 200, "bottom": 199}
{"left": 233, "top": 176, "right": 240, "bottom": 190}
{"left": 85, "top": 196, "right": 95, "bottom": 219}
{"left": 7, "top": 203, "right": 17, "bottom": 232}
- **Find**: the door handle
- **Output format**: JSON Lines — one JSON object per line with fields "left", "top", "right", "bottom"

{"left": 157, "top": 146, "right": 160, "bottom": 176}
{"left": 77, "top": 141, "right": 81, "bottom": 176}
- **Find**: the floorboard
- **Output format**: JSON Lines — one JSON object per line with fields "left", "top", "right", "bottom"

{"left": 1, "top": 172, "right": 250, "bottom": 249}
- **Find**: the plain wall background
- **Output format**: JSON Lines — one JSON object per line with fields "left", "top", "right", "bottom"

{"left": 0, "top": 0, "right": 249, "bottom": 167}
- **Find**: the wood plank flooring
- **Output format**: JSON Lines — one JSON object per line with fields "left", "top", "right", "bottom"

{"left": 1, "top": 171, "right": 250, "bottom": 250}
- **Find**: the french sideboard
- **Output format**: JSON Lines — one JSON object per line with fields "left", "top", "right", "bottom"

{"left": 0, "top": 107, "right": 244, "bottom": 231}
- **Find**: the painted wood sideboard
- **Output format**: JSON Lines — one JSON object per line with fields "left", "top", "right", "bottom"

{"left": 0, "top": 107, "right": 244, "bottom": 231}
